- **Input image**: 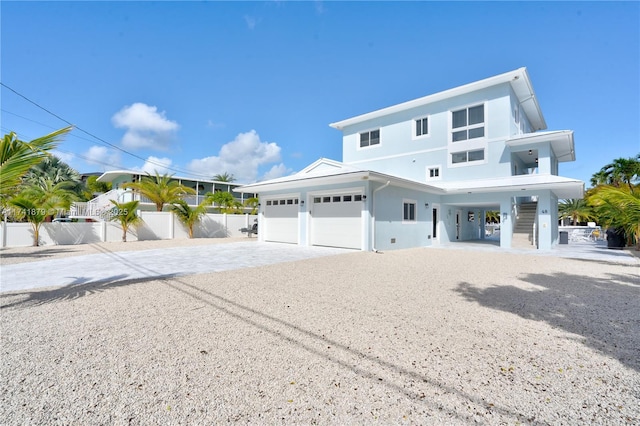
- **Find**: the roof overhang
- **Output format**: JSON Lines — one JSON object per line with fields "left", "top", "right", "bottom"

{"left": 237, "top": 169, "right": 445, "bottom": 195}
{"left": 330, "top": 67, "right": 546, "bottom": 131}
{"left": 506, "top": 130, "right": 575, "bottom": 162}
{"left": 96, "top": 170, "right": 242, "bottom": 185}
{"left": 434, "top": 174, "right": 584, "bottom": 199}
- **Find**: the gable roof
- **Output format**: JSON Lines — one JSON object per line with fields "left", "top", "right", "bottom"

{"left": 236, "top": 158, "right": 445, "bottom": 194}
{"left": 330, "top": 67, "right": 546, "bottom": 132}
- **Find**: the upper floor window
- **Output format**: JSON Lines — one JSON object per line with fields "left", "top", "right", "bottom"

{"left": 452, "top": 104, "right": 484, "bottom": 142}
{"left": 359, "top": 129, "right": 380, "bottom": 148}
{"left": 428, "top": 167, "right": 440, "bottom": 178}
{"left": 451, "top": 149, "right": 484, "bottom": 164}
{"left": 414, "top": 117, "right": 429, "bottom": 138}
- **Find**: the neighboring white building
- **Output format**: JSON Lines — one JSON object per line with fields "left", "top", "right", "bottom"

{"left": 71, "top": 171, "right": 255, "bottom": 219}
{"left": 238, "top": 68, "right": 584, "bottom": 251}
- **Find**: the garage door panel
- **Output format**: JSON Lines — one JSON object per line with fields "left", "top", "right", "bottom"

{"left": 311, "top": 194, "right": 362, "bottom": 249}
{"left": 264, "top": 198, "right": 298, "bottom": 244}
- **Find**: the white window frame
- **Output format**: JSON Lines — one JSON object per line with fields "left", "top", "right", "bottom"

{"left": 451, "top": 103, "right": 486, "bottom": 143}
{"left": 426, "top": 165, "right": 442, "bottom": 181}
{"left": 450, "top": 149, "right": 485, "bottom": 165}
{"left": 359, "top": 128, "right": 381, "bottom": 149}
{"left": 412, "top": 115, "right": 430, "bottom": 140}
{"left": 402, "top": 199, "right": 417, "bottom": 223}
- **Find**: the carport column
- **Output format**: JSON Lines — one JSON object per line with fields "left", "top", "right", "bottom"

{"left": 499, "top": 198, "right": 513, "bottom": 249}
{"left": 101, "top": 221, "right": 107, "bottom": 242}
{"left": 536, "top": 192, "right": 553, "bottom": 250}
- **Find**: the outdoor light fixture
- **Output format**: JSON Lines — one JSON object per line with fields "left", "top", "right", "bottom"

{"left": 300, "top": 200, "right": 305, "bottom": 205}
{"left": 425, "top": 203, "right": 429, "bottom": 208}
{"left": 528, "top": 150, "right": 532, "bottom": 155}
{"left": 502, "top": 212, "right": 507, "bottom": 221}
{"left": 362, "top": 195, "right": 367, "bottom": 200}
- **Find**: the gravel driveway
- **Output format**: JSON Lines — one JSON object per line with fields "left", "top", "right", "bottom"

{"left": 1, "top": 239, "right": 639, "bottom": 424}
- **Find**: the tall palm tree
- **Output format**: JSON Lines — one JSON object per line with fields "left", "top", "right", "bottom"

{"left": 558, "top": 199, "right": 594, "bottom": 225}
{"left": 595, "top": 155, "right": 640, "bottom": 190}
{"left": 171, "top": 199, "right": 207, "bottom": 238}
{"left": 108, "top": 200, "right": 143, "bottom": 242}
{"left": 0, "top": 126, "right": 72, "bottom": 200}
{"left": 8, "top": 178, "right": 78, "bottom": 246}
{"left": 123, "top": 172, "right": 195, "bottom": 212}
{"left": 212, "top": 172, "right": 235, "bottom": 182}
{"left": 588, "top": 185, "right": 640, "bottom": 250}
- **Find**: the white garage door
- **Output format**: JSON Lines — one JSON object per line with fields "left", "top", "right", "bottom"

{"left": 264, "top": 198, "right": 299, "bottom": 244}
{"left": 311, "top": 193, "right": 362, "bottom": 249}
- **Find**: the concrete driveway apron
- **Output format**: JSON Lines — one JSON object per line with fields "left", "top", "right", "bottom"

{"left": 0, "top": 242, "right": 348, "bottom": 293}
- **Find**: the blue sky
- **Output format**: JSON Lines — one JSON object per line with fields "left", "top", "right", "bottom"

{"left": 1, "top": 1, "right": 638, "bottom": 186}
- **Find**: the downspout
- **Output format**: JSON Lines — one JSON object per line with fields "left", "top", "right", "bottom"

{"left": 371, "top": 181, "right": 391, "bottom": 253}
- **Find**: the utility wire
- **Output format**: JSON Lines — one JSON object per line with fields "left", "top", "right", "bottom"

{"left": 1, "top": 82, "right": 216, "bottom": 180}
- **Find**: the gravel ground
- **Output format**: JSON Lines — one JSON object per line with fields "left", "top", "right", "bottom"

{"left": 1, "top": 240, "right": 639, "bottom": 424}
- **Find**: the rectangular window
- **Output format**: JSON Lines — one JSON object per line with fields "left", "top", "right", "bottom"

{"left": 354, "top": 194, "right": 362, "bottom": 202}
{"left": 403, "top": 201, "right": 416, "bottom": 222}
{"left": 343, "top": 195, "right": 352, "bottom": 202}
{"left": 323, "top": 196, "right": 331, "bottom": 203}
{"left": 279, "top": 200, "right": 286, "bottom": 205}
{"left": 429, "top": 167, "right": 440, "bottom": 178}
{"left": 287, "top": 199, "right": 293, "bottom": 205}
{"left": 452, "top": 149, "right": 485, "bottom": 164}
{"left": 313, "top": 197, "right": 321, "bottom": 203}
{"left": 451, "top": 104, "right": 484, "bottom": 142}
{"left": 360, "top": 129, "right": 380, "bottom": 147}
{"left": 266, "top": 200, "right": 272, "bottom": 206}
{"left": 415, "top": 117, "right": 429, "bottom": 137}
{"left": 333, "top": 196, "right": 341, "bottom": 202}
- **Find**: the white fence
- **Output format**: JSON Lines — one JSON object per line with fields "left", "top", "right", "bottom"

{"left": 0, "top": 212, "right": 257, "bottom": 248}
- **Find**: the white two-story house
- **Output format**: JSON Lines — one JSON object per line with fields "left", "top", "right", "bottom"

{"left": 238, "top": 68, "right": 584, "bottom": 251}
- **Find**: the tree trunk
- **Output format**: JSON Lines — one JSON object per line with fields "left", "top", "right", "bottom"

{"left": 122, "top": 226, "right": 127, "bottom": 242}
{"left": 33, "top": 225, "right": 40, "bottom": 247}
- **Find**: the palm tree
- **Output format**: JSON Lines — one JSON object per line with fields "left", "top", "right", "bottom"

{"left": 8, "top": 178, "right": 78, "bottom": 246}
{"left": 587, "top": 185, "right": 640, "bottom": 250}
{"left": 212, "top": 172, "right": 235, "bottom": 182}
{"left": 108, "top": 200, "right": 143, "bottom": 242}
{"left": 205, "top": 190, "right": 235, "bottom": 213}
{"left": 244, "top": 197, "right": 259, "bottom": 215}
{"left": 558, "top": 198, "right": 594, "bottom": 225}
{"left": 171, "top": 199, "right": 207, "bottom": 238}
{"left": 23, "top": 155, "right": 84, "bottom": 198}
{"left": 484, "top": 210, "right": 500, "bottom": 224}
{"left": 1, "top": 126, "right": 72, "bottom": 201}
{"left": 123, "top": 172, "right": 195, "bottom": 212}
{"left": 594, "top": 155, "right": 640, "bottom": 191}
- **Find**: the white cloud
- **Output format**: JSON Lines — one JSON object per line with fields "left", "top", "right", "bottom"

{"left": 187, "top": 130, "right": 284, "bottom": 183}
{"left": 244, "top": 15, "right": 259, "bottom": 30}
{"left": 136, "top": 156, "right": 173, "bottom": 175}
{"left": 51, "top": 150, "right": 76, "bottom": 165}
{"left": 111, "top": 103, "right": 179, "bottom": 150}
{"left": 83, "top": 146, "right": 121, "bottom": 171}
{"left": 261, "top": 163, "right": 291, "bottom": 181}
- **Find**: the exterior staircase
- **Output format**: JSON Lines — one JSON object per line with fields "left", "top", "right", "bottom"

{"left": 69, "top": 189, "right": 131, "bottom": 221}
{"left": 512, "top": 202, "right": 537, "bottom": 249}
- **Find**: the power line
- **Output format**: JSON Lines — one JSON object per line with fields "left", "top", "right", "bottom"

{"left": 1, "top": 82, "right": 216, "bottom": 180}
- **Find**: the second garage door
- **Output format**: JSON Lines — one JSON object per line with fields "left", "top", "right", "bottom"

{"left": 264, "top": 198, "right": 299, "bottom": 244}
{"left": 310, "top": 193, "right": 362, "bottom": 249}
